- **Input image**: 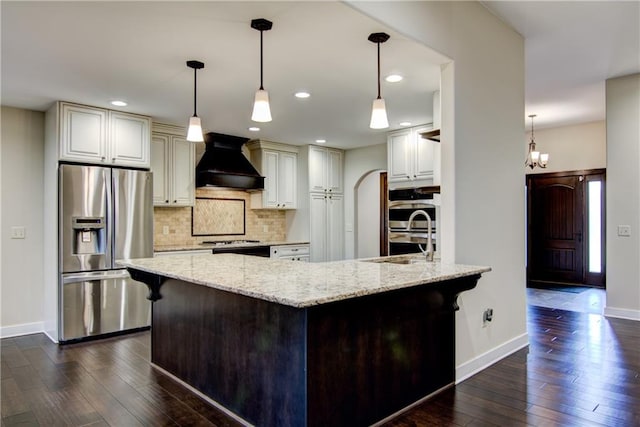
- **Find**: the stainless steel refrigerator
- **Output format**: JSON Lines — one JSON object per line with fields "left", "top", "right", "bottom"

{"left": 59, "top": 164, "right": 153, "bottom": 342}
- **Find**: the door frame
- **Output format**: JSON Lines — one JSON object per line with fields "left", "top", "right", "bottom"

{"left": 526, "top": 168, "right": 606, "bottom": 288}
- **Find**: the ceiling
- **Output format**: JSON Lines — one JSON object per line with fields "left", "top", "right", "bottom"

{"left": 0, "top": 1, "right": 444, "bottom": 150}
{"left": 2, "top": 2, "right": 639, "bottom": 148}
{"left": 481, "top": 0, "right": 640, "bottom": 130}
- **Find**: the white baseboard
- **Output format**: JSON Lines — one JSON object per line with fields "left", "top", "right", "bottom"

{"left": 455, "top": 332, "right": 529, "bottom": 383}
{"left": 1, "top": 322, "right": 44, "bottom": 339}
{"left": 604, "top": 306, "right": 640, "bottom": 321}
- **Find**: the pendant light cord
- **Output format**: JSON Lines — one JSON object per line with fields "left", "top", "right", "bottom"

{"left": 259, "top": 30, "right": 264, "bottom": 90}
{"left": 377, "top": 42, "right": 381, "bottom": 99}
{"left": 193, "top": 66, "right": 198, "bottom": 117}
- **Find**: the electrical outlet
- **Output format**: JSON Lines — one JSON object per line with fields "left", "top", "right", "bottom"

{"left": 483, "top": 308, "right": 493, "bottom": 326}
{"left": 263, "top": 225, "right": 269, "bottom": 233}
{"left": 11, "top": 226, "right": 26, "bottom": 239}
{"left": 162, "top": 226, "right": 170, "bottom": 235}
{"left": 618, "top": 225, "right": 631, "bottom": 237}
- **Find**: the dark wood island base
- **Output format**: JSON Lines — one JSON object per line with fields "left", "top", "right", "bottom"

{"left": 136, "top": 272, "right": 481, "bottom": 427}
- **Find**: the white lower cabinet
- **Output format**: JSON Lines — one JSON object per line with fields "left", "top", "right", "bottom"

{"left": 310, "top": 193, "right": 344, "bottom": 262}
{"left": 151, "top": 125, "right": 195, "bottom": 207}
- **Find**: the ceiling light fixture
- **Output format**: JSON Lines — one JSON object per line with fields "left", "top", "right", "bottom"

{"left": 295, "top": 91, "right": 311, "bottom": 99}
{"left": 525, "top": 114, "right": 549, "bottom": 169}
{"left": 110, "top": 100, "right": 127, "bottom": 107}
{"left": 251, "top": 18, "right": 273, "bottom": 123}
{"left": 186, "top": 60, "right": 205, "bottom": 142}
{"left": 399, "top": 121, "right": 412, "bottom": 127}
{"left": 248, "top": 127, "right": 260, "bottom": 132}
{"left": 315, "top": 139, "right": 326, "bottom": 144}
{"left": 368, "top": 32, "right": 390, "bottom": 130}
{"left": 385, "top": 74, "right": 403, "bottom": 83}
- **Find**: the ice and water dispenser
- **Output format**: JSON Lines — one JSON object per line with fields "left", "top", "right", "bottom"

{"left": 71, "top": 217, "right": 105, "bottom": 255}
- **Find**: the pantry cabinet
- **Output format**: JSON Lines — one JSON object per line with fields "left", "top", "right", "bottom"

{"left": 310, "top": 192, "right": 344, "bottom": 262}
{"left": 151, "top": 124, "right": 195, "bottom": 207}
{"left": 387, "top": 125, "right": 436, "bottom": 187}
{"left": 309, "top": 146, "right": 343, "bottom": 193}
{"left": 56, "top": 101, "right": 150, "bottom": 168}
{"left": 247, "top": 140, "right": 298, "bottom": 209}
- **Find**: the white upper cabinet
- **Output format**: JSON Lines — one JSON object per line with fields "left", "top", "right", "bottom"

{"left": 387, "top": 125, "right": 437, "bottom": 187}
{"left": 58, "top": 102, "right": 150, "bottom": 167}
{"left": 59, "top": 103, "right": 108, "bottom": 162}
{"left": 109, "top": 111, "right": 151, "bottom": 167}
{"left": 247, "top": 140, "right": 298, "bottom": 209}
{"left": 151, "top": 125, "right": 195, "bottom": 207}
{"left": 309, "top": 145, "right": 343, "bottom": 193}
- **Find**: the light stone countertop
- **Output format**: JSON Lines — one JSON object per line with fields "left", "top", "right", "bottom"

{"left": 118, "top": 253, "right": 491, "bottom": 308}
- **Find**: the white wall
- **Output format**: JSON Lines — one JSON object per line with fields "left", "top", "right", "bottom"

{"left": 356, "top": 171, "right": 382, "bottom": 259}
{"left": 349, "top": 1, "right": 527, "bottom": 379}
{"left": 344, "top": 143, "right": 387, "bottom": 259}
{"left": 527, "top": 121, "right": 606, "bottom": 174}
{"left": 605, "top": 73, "right": 640, "bottom": 320}
{"left": 1, "top": 107, "right": 45, "bottom": 337}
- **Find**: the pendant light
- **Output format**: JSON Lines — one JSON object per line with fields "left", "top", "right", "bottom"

{"left": 525, "top": 114, "right": 549, "bottom": 169}
{"left": 186, "top": 60, "right": 205, "bottom": 142}
{"left": 368, "top": 32, "right": 390, "bottom": 129}
{"left": 251, "top": 18, "right": 273, "bottom": 123}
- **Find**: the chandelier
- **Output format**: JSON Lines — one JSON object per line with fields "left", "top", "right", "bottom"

{"left": 525, "top": 114, "right": 549, "bottom": 169}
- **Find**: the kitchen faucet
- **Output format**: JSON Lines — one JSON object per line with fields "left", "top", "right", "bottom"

{"left": 406, "top": 209, "right": 434, "bottom": 261}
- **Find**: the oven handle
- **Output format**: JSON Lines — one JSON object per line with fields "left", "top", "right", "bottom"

{"left": 389, "top": 231, "right": 437, "bottom": 243}
{"left": 388, "top": 200, "right": 437, "bottom": 209}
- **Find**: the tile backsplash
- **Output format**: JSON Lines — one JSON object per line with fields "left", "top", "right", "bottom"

{"left": 153, "top": 188, "right": 286, "bottom": 247}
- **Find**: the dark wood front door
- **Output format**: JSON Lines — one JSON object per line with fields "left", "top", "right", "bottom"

{"left": 527, "top": 169, "right": 606, "bottom": 287}
{"left": 527, "top": 174, "right": 585, "bottom": 285}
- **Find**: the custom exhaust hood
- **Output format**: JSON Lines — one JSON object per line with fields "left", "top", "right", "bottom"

{"left": 195, "top": 132, "right": 265, "bottom": 190}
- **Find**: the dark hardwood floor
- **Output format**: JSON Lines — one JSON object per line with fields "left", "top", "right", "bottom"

{"left": 2, "top": 305, "right": 639, "bottom": 426}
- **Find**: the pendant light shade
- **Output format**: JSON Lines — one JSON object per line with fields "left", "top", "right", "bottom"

{"left": 370, "top": 98, "right": 389, "bottom": 129}
{"left": 525, "top": 114, "right": 549, "bottom": 169}
{"left": 252, "top": 89, "right": 272, "bottom": 122}
{"left": 368, "top": 32, "right": 390, "bottom": 130}
{"left": 186, "top": 60, "right": 205, "bottom": 142}
{"left": 251, "top": 18, "right": 273, "bottom": 123}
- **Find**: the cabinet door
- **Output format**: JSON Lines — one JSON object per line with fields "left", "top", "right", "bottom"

{"left": 60, "top": 103, "right": 107, "bottom": 163}
{"left": 109, "top": 112, "right": 150, "bottom": 167}
{"left": 387, "top": 129, "right": 412, "bottom": 182}
{"left": 414, "top": 127, "right": 435, "bottom": 180}
{"left": 171, "top": 136, "right": 195, "bottom": 206}
{"left": 310, "top": 193, "right": 328, "bottom": 262}
{"left": 151, "top": 135, "right": 170, "bottom": 206}
{"left": 326, "top": 149, "right": 343, "bottom": 193}
{"left": 278, "top": 152, "right": 297, "bottom": 208}
{"left": 309, "top": 146, "right": 328, "bottom": 192}
{"left": 263, "top": 150, "right": 280, "bottom": 208}
{"left": 327, "top": 194, "right": 344, "bottom": 261}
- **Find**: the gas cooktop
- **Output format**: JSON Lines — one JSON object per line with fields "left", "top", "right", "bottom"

{"left": 201, "top": 240, "right": 261, "bottom": 247}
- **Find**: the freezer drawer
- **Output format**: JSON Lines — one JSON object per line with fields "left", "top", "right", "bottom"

{"left": 60, "top": 270, "right": 150, "bottom": 342}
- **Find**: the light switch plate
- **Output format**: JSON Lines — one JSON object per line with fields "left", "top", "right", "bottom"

{"left": 11, "top": 226, "right": 26, "bottom": 239}
{"left": 618, "top": 225, "right": 631, "bottom": 237}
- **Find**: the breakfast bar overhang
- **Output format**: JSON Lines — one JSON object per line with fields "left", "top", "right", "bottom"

{"left": 119, "top": 254, "right": 490, "bottom": 427}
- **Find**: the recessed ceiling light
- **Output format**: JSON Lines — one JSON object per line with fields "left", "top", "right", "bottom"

{"left": 295, "top": 91, "right": 311, "bottom": 99}
{"left": 385, "top": 74, "right": 403, "bottom": 83}
{"left": 315, "top": 139, "right": 326, "bottom": 144}
{"left": 248, "top": 127, "right": 260, "bottom": 132}
{"left": 399, "top": 121, "right": 412, "bottom": 126}
{"left": 110, "top": 100, "right": 128, "bottom": 107}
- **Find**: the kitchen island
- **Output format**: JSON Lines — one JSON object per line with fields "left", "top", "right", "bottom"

{"left": 118, "top": 254, "right": 490, "bottom": 427}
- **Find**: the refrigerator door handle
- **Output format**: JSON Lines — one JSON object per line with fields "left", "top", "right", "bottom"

{"left": 62, "top": 270, "right": 130, "bottom": 284}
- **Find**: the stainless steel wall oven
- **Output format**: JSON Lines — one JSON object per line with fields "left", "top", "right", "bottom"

{"left": 388, "top": 186, "right": 439, "bottom": 256}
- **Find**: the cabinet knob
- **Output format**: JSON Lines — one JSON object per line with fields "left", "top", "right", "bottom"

{"left": 112, "top": 158, "right": 116, "bottom": 163}
{"left": 406, "top": 175, "right": 411, "bottom": 179}
{"left": 101, "top": 157, "right": 106, "bottom": 162}
{"left": 165, "top": 200, "right": 169, "bottom": 203}
{"left": 173, "top": 200, "right": 177, "bottom": 203}
{"left": 329, "top": 189, "right": 332, "bottom": 192}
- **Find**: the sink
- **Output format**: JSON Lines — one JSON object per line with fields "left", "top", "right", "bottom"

{"left": 361, "top": 256, "right": 424, "bottom": 265}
